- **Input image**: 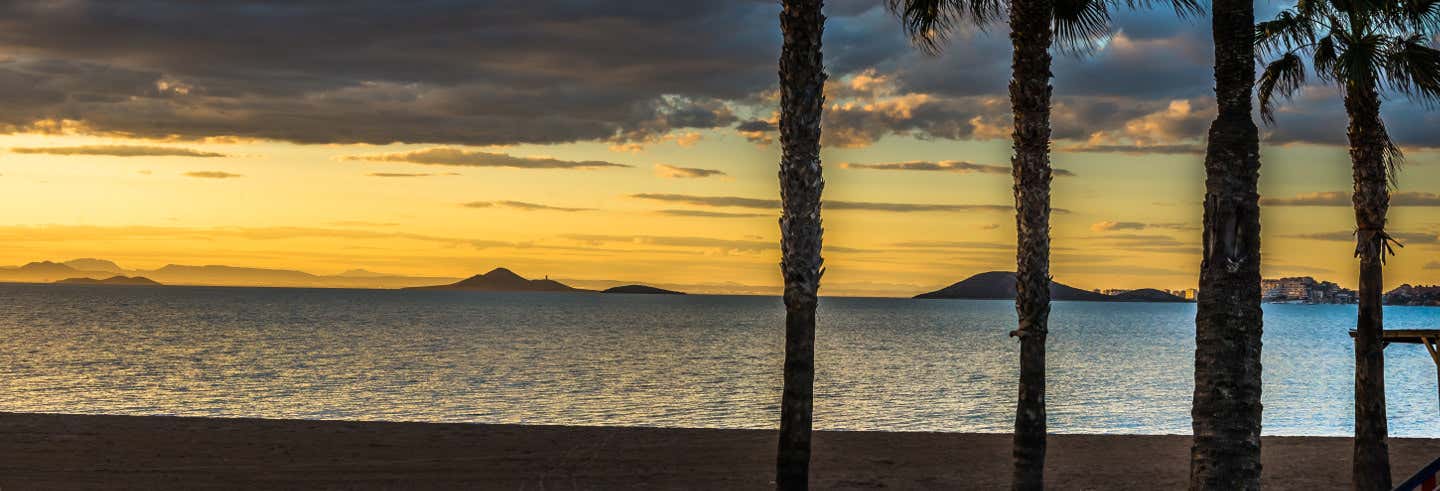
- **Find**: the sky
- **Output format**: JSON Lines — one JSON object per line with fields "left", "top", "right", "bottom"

{"left": 1, "top": 0, "right": 1439, "bottom": 297}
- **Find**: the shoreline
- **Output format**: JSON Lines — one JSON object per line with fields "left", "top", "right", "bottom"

{"left": 2, "top": 413, "right": 1437, "bottom": 489}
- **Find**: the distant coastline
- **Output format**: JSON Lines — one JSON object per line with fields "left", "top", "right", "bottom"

{"left": 6, "top": 257, "right": 1439, "bottom": 304}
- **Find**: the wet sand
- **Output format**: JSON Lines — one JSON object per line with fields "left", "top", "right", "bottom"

{"left": 0, "top": 412, "right": 1435, "bottom": 489}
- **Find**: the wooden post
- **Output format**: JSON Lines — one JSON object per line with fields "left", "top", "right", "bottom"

{"left": 1424, "top": 337, "right": 1439, "bottom": 413}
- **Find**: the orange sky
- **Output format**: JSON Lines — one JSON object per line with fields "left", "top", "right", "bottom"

{"left": 3, "top": 111, "right": 1439, "bottom": 297}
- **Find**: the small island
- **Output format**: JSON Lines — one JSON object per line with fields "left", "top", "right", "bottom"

{"left": 602, "top": 285, "right": 685, "bottom": 295}
{"left": 406, "top": 268, "right": 590, "bottom": 292}
{"left": 915, "top": 271, "right": 1186, "bottom": 303}
{"left": 55, "top": 276, "right": 163, "bottom": 286}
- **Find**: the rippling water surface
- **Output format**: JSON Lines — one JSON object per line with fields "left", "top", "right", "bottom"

{"left": 0, "top": 283, "right": 1435, "bottom": 436}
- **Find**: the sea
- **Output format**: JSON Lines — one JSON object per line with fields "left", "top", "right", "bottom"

{"left": 0, "top": 283, "right": 1435, "bottom": 437}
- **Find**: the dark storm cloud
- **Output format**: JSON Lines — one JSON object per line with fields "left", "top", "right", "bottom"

{"left": 0, "top": 0, "right": 774, "bottom": 145}
{"left": 0, "top": 1, "right": 1365, "bottom": 150}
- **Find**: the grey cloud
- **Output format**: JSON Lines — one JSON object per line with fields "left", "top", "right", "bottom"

{"left": 736, "top": 119, "right": 775, "bottom": 132}
{"left": 346, "top": 148, "right": 629, "bottom": 169}
{"left": 11, "top": 145, "right": 227, "bottom": 157}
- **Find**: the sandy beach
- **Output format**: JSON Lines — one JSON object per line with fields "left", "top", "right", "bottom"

{"left": 0, "top": 412, "right": 1435, "bottom": 489}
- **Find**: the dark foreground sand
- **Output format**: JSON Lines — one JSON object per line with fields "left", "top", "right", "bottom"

{"left": 0, "top": 413, "right": 1436, "bottom": 489}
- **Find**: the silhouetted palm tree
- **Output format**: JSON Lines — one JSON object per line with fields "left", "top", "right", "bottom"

{"left": 775, "top": 0, "right": 827, "bottom": 489}
{"left": 888, "top": 0, "right": 1196, "bottom": 488}
{"left": 1257, "top": 1, "right": 1440, "bottom": 487}
{"left": 1189, "top": 0, "right": 1264, "bottom": 487}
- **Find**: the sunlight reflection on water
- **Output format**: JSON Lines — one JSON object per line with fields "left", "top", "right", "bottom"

{"left": 0, "top": 284, "right": 1435, "bottom": 436}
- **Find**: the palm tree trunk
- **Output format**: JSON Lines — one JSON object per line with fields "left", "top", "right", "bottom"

{"left": 775, "top": 1, "right": 826, "bottom": 489}
{"left": 1007, "top": 0, "right": 1053, "bottom": 488}
{"left": 1344, "top": 82, "right": 1391, "bottom": 491}
{"left": 1190, "top": 0, "right": 1264, "bottom": 487}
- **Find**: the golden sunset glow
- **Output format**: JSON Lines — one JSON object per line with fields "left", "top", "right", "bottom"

{"left": 1, "top": 3, "right": 1438, "bottom": 297}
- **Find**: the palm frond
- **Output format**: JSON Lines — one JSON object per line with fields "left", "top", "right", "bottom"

{"left": 1335, "top": 33, "right": 1386, "bottom": 86}
{"left": 1391, "top": 0, "right": 1440, "bottom": 31}
{"left": 1257, "top": 9, "right": 1319, "bottom": 53}
{"left": 1313, "top": 34, "right": 1341, "bottom": 82}
{"left": 1054, "top": 0, "right": 1114, "bottom": 53}
{"left": 1258, "top": 52, "right": 1309, "bottom": 124}
{"left": 1109, "top": 0, "right": 1204, "bottom": 19}
{"left": 1381, "top": 34, "right": 1440, "bottom": 104}
{"left": 886, "top": 0, "right": 1005, "bottom": 54}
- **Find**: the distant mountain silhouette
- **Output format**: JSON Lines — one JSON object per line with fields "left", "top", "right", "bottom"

{"left": 603, "top": 284, "right": 685, "bottom": 295}
{"left": 0, "top": 261, "right": 99, "bottom": 283}
{"left": 1, "top": 258, "right": 462, "bottom": 289}
{"left": 407, "top": 268, "right": 589, "bottom": 292}
{"left": 56, "top": 275, "right": 162, "bottom": 286}
{"left": 1110, "top": 288, "right": 1185, "bottom": 302}
{"left": 63, "top": 258, "right": 124, "bottom": 273}
{"left": 335, "top": 269, "right": 391, "bottom": 278}
{"left": 915, "top": 271, "right": 1185, "bottom": 302}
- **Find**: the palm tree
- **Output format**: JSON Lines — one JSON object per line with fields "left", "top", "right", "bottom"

{"left": 888, "top": 0, "right": 1195, "bottom": 488}
{"left": 1188, "top": 0, "right": 1265, "bottom": 487}
{"left": 1256, "top": 1, "right": 1440, "bottom": 488}
{"left": 775, "top": 0, "right": 827, "bottom": 489}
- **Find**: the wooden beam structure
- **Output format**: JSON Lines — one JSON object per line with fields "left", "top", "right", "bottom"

{"left": 1350, "top": 329, "right": 1440, "bottom": 412}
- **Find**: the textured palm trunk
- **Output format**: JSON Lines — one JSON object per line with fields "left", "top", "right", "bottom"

{"left": 775, "top": 1, "right": 826, "bottom": 489}
{"left": 1007, "top": 0, "right": 1053, "bottom": 488}
{"left": 1189, "top": 0, "right": 1264, "bottom": 487}
{"left": 1344, "top": 82, "right": 1391, "bottom": 491}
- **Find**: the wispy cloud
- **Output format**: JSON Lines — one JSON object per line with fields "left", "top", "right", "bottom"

{"left": 1091, "top": 221, "right": 1196, "bottom": 232}
{"left": 1263, "top": 191, "right": 1440, "bottom": 206}
{"left": 463, "top": 201, "right": 594, "bottom": 212}
{"left": 1056, "top": 143, "right": 1206, "bottom": 155}
{"left": 892, "top": 240, "right": 1014, "bottom": 249}
{"left": 343, "top": 148, "right": 630, "bottom": 169}
{"left": 842, "top": 160, "right": 1076, "bottom": 177}
{"left": 183, "top": 171, "right": 243, "bottom": 179}
{"left": 654, "top": 163, "right": 726, "bottom": 179}
{"left": 1284, "top": 230, "right": 1438, "bottom": 244}
{"left": 367, "top": 172, "right": 449, "bottom": 178}
{"left": 564, "top": 233, "right": 871, "bottom": 254}
{"left": 11, "top": 145, "right": 228, "bottom": 158}
{"left": 629, "top": 193, "right": 1056, "bottom": 213}
{"left": 656, "top": 209, "right": 767, "bottom": 218}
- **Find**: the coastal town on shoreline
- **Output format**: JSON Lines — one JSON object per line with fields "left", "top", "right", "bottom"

{"left": 1098, "top": 277, "right": 1440, "bottom": 306}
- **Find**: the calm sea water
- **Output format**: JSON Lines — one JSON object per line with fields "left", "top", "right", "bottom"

{"left": 0, "top": 283, "right": 1435, "bottom": 437}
